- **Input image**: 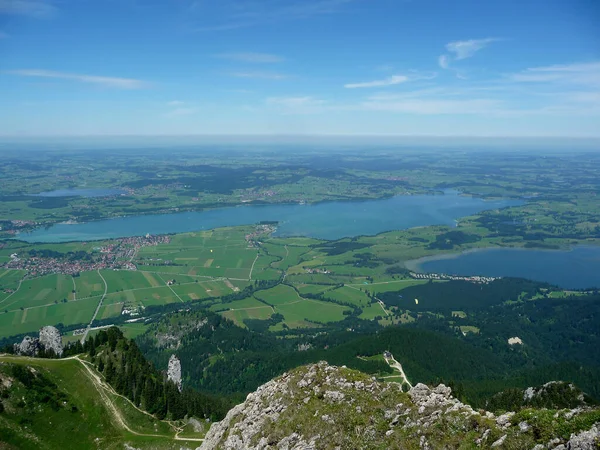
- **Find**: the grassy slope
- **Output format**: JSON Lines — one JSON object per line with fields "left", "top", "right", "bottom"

{"left": 0, "top": 355, "right": 204, "bottom": 449}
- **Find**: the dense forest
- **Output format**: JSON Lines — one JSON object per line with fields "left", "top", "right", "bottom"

{"left": 136, "top": 283, "right": 600, "bottom": 409}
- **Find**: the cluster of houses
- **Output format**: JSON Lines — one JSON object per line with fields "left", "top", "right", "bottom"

{"left": 409, "top": 271, "right": 499, "bottom": 284}
{"left": 245, "top": 224, "right": 277, "bottom": 246}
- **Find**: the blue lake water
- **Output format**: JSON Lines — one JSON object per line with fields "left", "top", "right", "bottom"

{"left": 33, "top": 188, "right": 126, "bottom": 198}
{"left": 406, "top": 246, "right": 600, "bottom": 290}
{"left": 19, "top": 191, "right": 521, "bottom": 243}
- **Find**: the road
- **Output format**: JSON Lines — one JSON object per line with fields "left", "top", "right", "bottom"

{"left": 80, "top": 270, "right": 108, "bottom": 343}
{"left": 383, "top": 352, "right": 413, "bottom": 388}
{"left": 249, "top": 253, "right": 259, "bottom": 280}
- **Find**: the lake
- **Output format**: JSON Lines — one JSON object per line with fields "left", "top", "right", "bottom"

{"left": 19, "top": 191, "right": 520, "bottom": 243}
{"left": 406, "top": 246, "right": 600, "bottom": 289}
{"left": 33, "top": 188, "right": 126, "bottom": 198}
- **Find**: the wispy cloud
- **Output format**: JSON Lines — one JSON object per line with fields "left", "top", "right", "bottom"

{"left": 439, "top": 38, "right": 499, "bottom": 69}
{"left": 266, "top": 96, "right": 325, "bottom": 107}
{"left": 231, "top": 71, "right": 289, "bottom": 80}
{"left": 345, "top": 75, "right": 409, "bottom": 89}
{"left": 193, "top": 0, "right": 356, "bottom": 32}
{"left": 509, "top": 62, "right": 600, "bottom": 87}
{"left": 0, "top": 0, "right": 56, "bottom": 18}
{"left": 215, "top": 52, "right": 285, "bottom": 63}
{"left": 6, "top": 69, "right": 147, "bottom": 89}
{"left": 166, "top": 107, "right": 198, "bottom": 117}
{"left": 164, "top": 101, "right": 198, "bottom": 117}
{"left": 344, "top": 72, "right": 436, "bottom": 89}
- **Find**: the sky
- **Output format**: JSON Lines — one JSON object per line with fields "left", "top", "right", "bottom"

{"left": 0, "top": 0, "right": 599, "bottom": 137}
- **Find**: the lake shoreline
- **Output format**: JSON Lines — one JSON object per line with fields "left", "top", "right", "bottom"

{"left": 404, "top": 244, "right": 600, "bottom": 289}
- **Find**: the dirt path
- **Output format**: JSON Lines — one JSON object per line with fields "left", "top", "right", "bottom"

{"left": 71, "top": 276, "right": 77, "bottom": 301}
{"left": 249, "top": 253, "right": 259, "bottom": 280}
{"left": 383, "top": 353, "right": 412, "bottom": 388}
{"left": 75, "top": 356, "right": 204, "bottom": 442}
{"left": 0, "top": 278, "right": 23, "bottom": 306}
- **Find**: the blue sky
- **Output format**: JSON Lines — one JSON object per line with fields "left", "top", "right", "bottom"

{"left": 0, "top": 0, "right": 599, "bottom": 136}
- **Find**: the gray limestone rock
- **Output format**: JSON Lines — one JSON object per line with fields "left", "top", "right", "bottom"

{"left": 566, "top": 423, "right": 600, "bottom": 449}
{"left": 15, "top": 335, "right": 40, "bottom": 356}
{"left": 39, "top": 326, "right": 63, "bottom": 357}
{"left": 167, "top": 354, "right": 182, "bottom": 392}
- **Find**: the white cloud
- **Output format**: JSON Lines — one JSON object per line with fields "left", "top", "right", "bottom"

{"left": 446, "top": 38, "right": 498, "bottom": 60}
{"left": 215, "top": 52, "right": 284, "bottom": 63}
{"left": 231, "top": 71, "right": 289, "bottom": 80}
{"left": 439, "top": 38, "right": 499, "bottom": 70}
{"left": 345, "top": 75, "right": 409, "bottom": 89}
{"left": 438, "top": 55, "right": 450, "bottom": 69}
{"left": 0, "top": 0, "right": 56, "bottom": 18}
{"left": 168, "top": 100, "right": 185, "bottom": 106}
{"left": 509, "top": 62, "right": 600, "bottom": 87}
{"left": 6, "top": 69, "right": 147, "bottom": 89}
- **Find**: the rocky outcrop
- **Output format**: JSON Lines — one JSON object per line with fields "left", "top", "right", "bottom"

{"left": 198, "top": 362, "right": 600, "bottom": 450}
{"left": 15, "top": 335, "right": 40, "bottom": 356}
{"left": 39, "top": 326, "right": 63, "bottom": 357}
{"left": 14, "top": 326, "right": 63, "bottom": 357}
{"left": 566, "top": 423, "right": 600, "bottom": 449}
{"left": 167, "top": 354, "right": 182, "bottom": 392}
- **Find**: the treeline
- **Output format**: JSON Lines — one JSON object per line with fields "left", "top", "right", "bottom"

{"left": 65, "top": 327, "right": 231, "bottom": 421}
{"left": 27, "top": 249, "right": 92, "bottom": 261}
{"left": 428, "top": 230, "right": 481, "bottom": 250}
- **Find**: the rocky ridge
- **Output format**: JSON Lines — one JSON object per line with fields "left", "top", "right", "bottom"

{"left": 199, "top": 362, "right": 600, "bottom": 450}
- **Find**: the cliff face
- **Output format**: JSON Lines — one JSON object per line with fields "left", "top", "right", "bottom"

{"left": 199, "top": 362, "right": 600, "bottom": 450}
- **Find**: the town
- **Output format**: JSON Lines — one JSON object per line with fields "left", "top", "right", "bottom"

{"left": 3, "top": 234, "right": 171, "bottom": 278}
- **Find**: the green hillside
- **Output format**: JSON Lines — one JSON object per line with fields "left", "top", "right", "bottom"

{"left": 0, "top": 355, "right": 205, "bottom": 449}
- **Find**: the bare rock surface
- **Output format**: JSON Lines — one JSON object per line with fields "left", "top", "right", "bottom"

{"left": 15, "top": 335, "right": 40, "bottom": 356}
{"left": 39, "top": 326, "right": 63, "bottom": 357}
